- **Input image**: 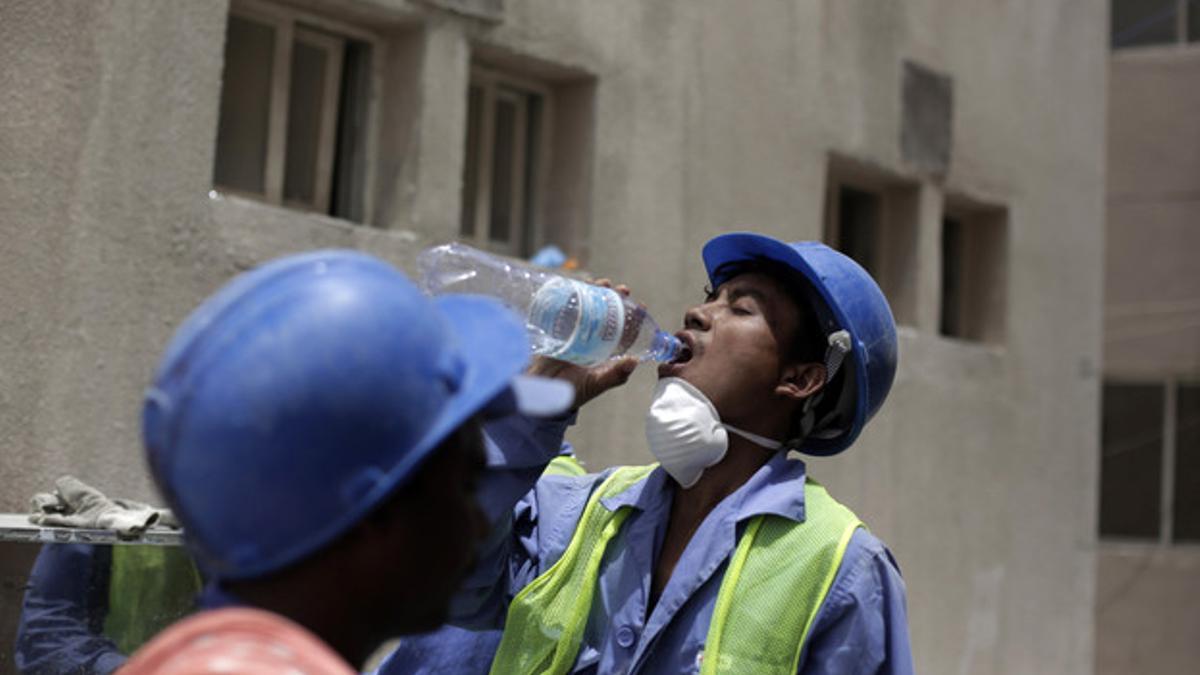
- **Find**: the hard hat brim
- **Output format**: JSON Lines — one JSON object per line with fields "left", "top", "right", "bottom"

{"left": 434, "top": 293, "right": 574, "bottom": 421}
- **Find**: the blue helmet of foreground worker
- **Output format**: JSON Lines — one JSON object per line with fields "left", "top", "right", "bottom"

{"left": 142, "top": 250, "right": 572, "bottom": 580}
{"left": 703, "top": 233, "right": 898, "bottom": 456}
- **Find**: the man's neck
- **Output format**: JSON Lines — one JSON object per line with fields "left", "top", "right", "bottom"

{"left": 225, "top": 573, "right": 375, "bottom": 669}
{"left": 672, "top": 435, "right": 774, "bottom": 522}
{"left": 650, "top": 437, "right": 776, "bottom": 612}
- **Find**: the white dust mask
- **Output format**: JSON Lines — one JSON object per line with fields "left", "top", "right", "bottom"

{"left": 645, "top": 377, "right": 784, "bottom": 488}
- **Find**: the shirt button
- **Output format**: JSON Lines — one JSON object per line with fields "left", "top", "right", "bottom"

{"left": 615, "top": 625, "right": 637, "bottom": 648}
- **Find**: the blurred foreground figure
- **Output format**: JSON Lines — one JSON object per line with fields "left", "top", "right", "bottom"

{"left": 413, "top": 233, "right": 913, "bottom": 674}
{"left": 15, "top": 543, "right": 199, "bottom": 674}
{"left": 121, "top": 250, "right": 571, "bottom": 674}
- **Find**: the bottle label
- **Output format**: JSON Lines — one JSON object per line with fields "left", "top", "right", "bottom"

{"left": 529, "top": 278, "right": 625, "bottom": 365}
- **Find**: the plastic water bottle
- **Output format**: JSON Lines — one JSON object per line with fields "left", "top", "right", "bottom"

{"left": 417, "top": 243, "right": 682, "bottom": 366}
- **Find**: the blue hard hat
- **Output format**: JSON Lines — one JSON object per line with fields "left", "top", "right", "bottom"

{"left": 702, "top": 233, "right": 898, "bottom": 455}
{"left": 142, "top": 250, "right": 572, "bottom": 580}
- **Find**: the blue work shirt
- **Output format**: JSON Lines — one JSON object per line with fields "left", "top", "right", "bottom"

{"left": 446, "top": 413, "right": 915, "bottom": 675}
{"left": 372, "top": 625, "right": 502, "bottom": 675}
{"left": 14, "top": 544, "right": 127, "bottom": 675}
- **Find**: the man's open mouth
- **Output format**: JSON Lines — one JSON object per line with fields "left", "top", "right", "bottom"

{"left": 672, "top": 331, "right": 696, "bottom": 364}
{"left": 658, "top": 332, "right": 695, "bottom": 376}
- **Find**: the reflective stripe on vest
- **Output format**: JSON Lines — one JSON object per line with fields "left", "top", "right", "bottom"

{"left": 491, "top": 464, "right": 862, "bottom": 675}
{"left": 543, "top": 455, "right": 587, "bottom": 477}
{"left": 104, "top": 545, "right": 204, "bottom": 654}
{"left": 491, "top": 465, "right": 655, "bottom": 674}
{"left": 700, "top": 479, "right": 861, "bottom": 674}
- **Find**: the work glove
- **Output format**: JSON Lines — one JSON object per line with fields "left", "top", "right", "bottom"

{"left": 29, "top": 475, "right": 179, "bottom": 538}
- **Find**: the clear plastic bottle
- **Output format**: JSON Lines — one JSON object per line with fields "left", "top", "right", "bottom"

{"left": 417, "top": 243, "right": 681, "bottom": 366}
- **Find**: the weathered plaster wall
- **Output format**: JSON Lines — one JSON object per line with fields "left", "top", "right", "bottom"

{"left": 1, "top": 0, "right": 235, "bottom": 511}
{"left": 1, "top": 2, "right": 1107, "bottom": 674}
{"left": 1105, "top": 49, "right": 1200, "bottom": 380}
{"left": 0, "top": 0, "right": 437, "bottom": 509}
{"left": 1097, "top": 46, "right": 1200, "bottom": 675}
{"left": 1095, "top": 545, "right": 1200, "bottom": 675}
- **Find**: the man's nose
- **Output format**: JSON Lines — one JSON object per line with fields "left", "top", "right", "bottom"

{"left": 684, "top": 303, "right": 711, "bottom": 331}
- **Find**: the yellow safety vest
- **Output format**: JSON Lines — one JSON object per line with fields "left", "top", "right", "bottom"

{"left": 104, "top": 545, "right": 203, "bottom": 654}
{"left": 491, "top": 464, "right": 862, "bottom": 675}
{"left": 543, "top": 455, "right": 588, "bottom": 478}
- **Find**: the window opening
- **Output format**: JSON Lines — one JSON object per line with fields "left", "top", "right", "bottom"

{"left": 940, "top": 216, "right": 964, "bottom": 337}
{"left": 1172, "top": 384, "right": 1200, "bottom": 541}
{"left": 1111, "top": 0, "right": 1198, "bottom": 48}
{"left": 1100, "top": 382, "right": 1166, "bottom": 540}
{"left": 938, "top": 203, "right": 1008, "bottom": 344}
{"left": 834, "top": 187, "right": 881, "bottom": 277}
{"left": 460, "top": 69, "right": 547, "bottom": 257}
{"left": 822, "top": 158, "right": 920, "bottom": 327}
{"left": 213, "top": 3, "right": 375, "bottom": 221}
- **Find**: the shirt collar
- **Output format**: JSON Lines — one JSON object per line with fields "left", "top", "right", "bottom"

{"left": 598, "top": 452, "right": 809, "bottom": 523}
{"left": 734, "top": 451, "right": 808, "bottom": 524}
{"left": 600, "top": 464, "right": 671, "bottom": 513}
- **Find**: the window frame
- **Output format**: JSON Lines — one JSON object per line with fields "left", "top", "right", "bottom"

{"left": 1111, "top": 0, "right": 1200, "bottom": 50}
{"left": 938, "top": 199, "right": 1009, "bottom": 345}
{"left": 461, "top": 65, "right": 553, "bottom": 258}
{"left": 282, "top": 27, "right": 345, "bottom": 214}
{"left": 824, "top": 184, "right": 883, "bottom": 278}
{"left": 822, "top": 157, "right": 921, "bottom": 328}
{"left": 1100, "top": 377, "right": 1200, "bottom": 547}
{"left": 214, "top": 0, "right": 384, "bottom": 221}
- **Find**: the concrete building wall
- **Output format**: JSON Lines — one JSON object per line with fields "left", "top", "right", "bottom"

{"left": 1105, "top": 48, "right": 1200, "bottom": 380}
{"left": 1095, "top": 545, "right": 1200, "bottom": 675}
{"left": 0, "top": 1, "right": 1108, "bottom": 674}
{"left": 1097, "top": 47, "right": 1200, "bottom": 675}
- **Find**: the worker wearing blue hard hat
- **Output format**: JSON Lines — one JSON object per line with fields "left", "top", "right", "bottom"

{"left": 406, "top": 232, "right": 912, "bottom": 674}
{"left": 119, "top": 250, "right": 573, "bottom": 674}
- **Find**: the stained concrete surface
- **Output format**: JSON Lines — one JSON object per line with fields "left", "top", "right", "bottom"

{"left": 1094, "top": 545, "right": 1200, "bottom": 675}
{"left": 1105, "top": 48, "right": 1200, "bottom": 380}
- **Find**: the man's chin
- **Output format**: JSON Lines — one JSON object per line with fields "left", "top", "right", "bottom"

{"left": 657, "top": 361, "right": 688, "bottom": 379}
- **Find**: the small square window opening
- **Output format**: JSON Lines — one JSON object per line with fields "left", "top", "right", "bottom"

{"left": 460, "top": 68, "right": 549, "bottom": 258}
{"left": 213, "top": 2, "right": 376, "bottom": 222}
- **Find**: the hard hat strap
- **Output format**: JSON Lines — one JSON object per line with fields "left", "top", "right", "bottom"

{"left": 790, "top": 330, "right": 854, "bottom": 448}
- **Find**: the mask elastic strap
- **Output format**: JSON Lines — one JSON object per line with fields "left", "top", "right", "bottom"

{"left": 724, "top": 424, "right": 784, "bottom": 451}
{"left": 725, "top": 331, "right": 856, "bottom": 453}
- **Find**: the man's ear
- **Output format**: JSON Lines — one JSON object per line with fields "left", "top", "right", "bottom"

{"left": 776, "top": 362, "right": 826, "bottom": 402}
